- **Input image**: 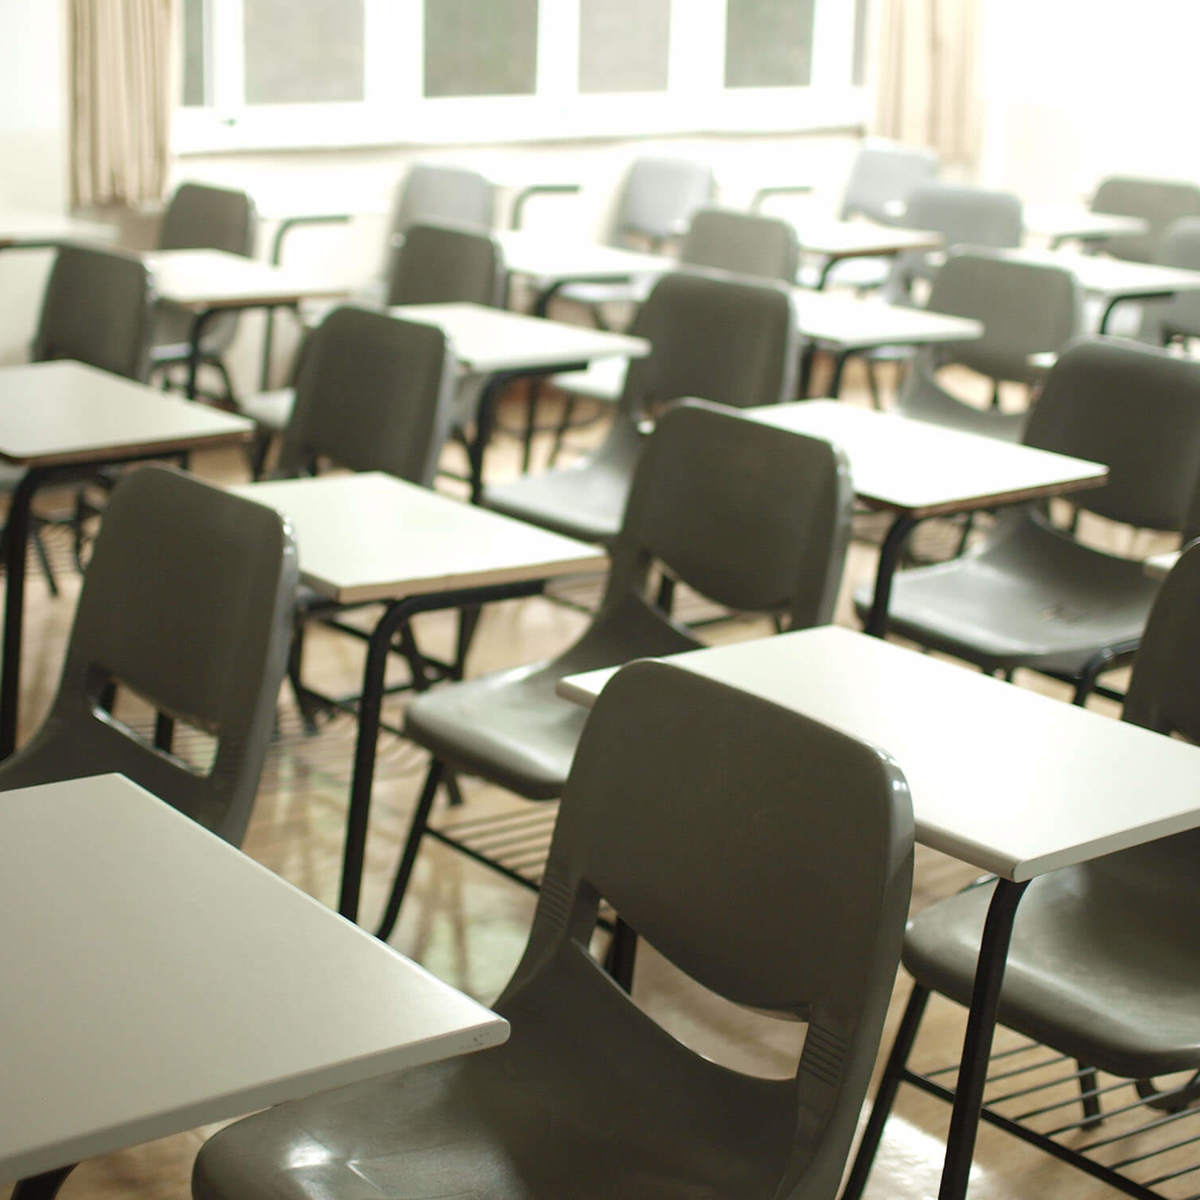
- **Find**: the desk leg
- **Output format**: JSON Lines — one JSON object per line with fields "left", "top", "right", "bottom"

{"left": 185, "top": 308, "right": 219, "bottom": 401}
{"left": 864, "top": 512, "right": 918, "bottom": 638}
{"left": 12, "top": 1164, "right": 76, "bottom": 1199}
{"left": 828, "top": 350, "right": 851, "bottom": 398}
{"left": 467, "top": 374, "right": 506, "bottom": 505}
{"left": 1097, "top": 297, "right": 1123, "bottom": 335}
{"left": 938, "top": 878, "right": 1029, "bottom": 1200}
{"left": 0, "top": 469, "right": 40, "bottom": 759}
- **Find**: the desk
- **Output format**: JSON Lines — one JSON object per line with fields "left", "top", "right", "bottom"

{"left": 556, "top": 624, "right": 1200, "bottom": 1200}
{"left": 145, "top": 248, "right": 353, "bottom": 400}
{"left": 391, "top": 301, "right": 649, "bottom": 494}
{"left": 742, "top": 401, "right": 1108, "bottom": 635}
{"left": 0, "top": 361, "right": 254, "bottom": 758}
{"left": 0, "top": 773, "right": 507, "bottom": 1187}
{"left": 0, "top": 212, "right": 114, "bottom": 249}
{"left": 791, "top": 219, "right": 943, "bottom": 289}
{"left": 1001, "top": 247, "right": 1200, "bottom": 332}
{"left": 1022, "top": 203, "right": 1149, "bottom": 249}
{"left": 232, "top": 472, "right": 606, "bottom": 923}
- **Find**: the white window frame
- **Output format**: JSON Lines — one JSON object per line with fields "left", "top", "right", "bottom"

{"left": 173, "top": 0, "right": 869, "bottom": 156}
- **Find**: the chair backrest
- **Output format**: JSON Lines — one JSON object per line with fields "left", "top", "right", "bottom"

{"left": 679, "top": 207, "right": 800, "bottom": 282}
{"left": 617, "top": 270, "right": 798, "bottom": 420}
{"left": 504, "top": 658, "right": 913, "bottom": 1196}
{"left": 610, "top": 156, "right": 716, "bottom": 249}
{"left": 389, "top": 162, "right": 496, "bottom": 237}
{"left": 1092, "top": 175, "right": 1200, "bottom": 263}
{"left": 902, "top": 182, "right": 1024, "bottom": 250}
{"left": 1141, "top": 216, "right": 1200, "bottom": 343}
{"left": 0, "top": 467, "right": 298, "bottom": 845}
{"left": 158, "top": 182, "right": 257, "bottom": 256}
{"left": 841, "top": 141, "right": 939, "bottom": 224}
{"left": 605, "top": 400, "right": 853, "bottom": 629}
{"left": 278, "top": 305, "right": 456, "bottom": 486}
{"left": 33, "top": 244, "right": 154, "bottom": 381}
{"left": 385, "top": 221, "right": 506, "bottom": 308}
{"left": 924, "top": 250, "right": 1082, "bottom": 382}
{"left": 1023, "top": 337, "right": 1200, "bottom": 531}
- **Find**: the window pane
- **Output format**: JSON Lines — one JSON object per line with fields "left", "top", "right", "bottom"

{"left": 724, "top": 0, "right": 815, "bottom": 88}
{"left": 423, "top": 0, "right": 538, "bottom": 98}
{"left": 244, "top": 0, "right": 365, "bottom": 105}
{"left": 181, "top": 0, "right": 207, "bottom": 107}
{"left": 579, "top": 0, "right": 669, "bottom": 94}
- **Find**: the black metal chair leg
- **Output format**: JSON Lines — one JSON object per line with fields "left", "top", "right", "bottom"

{"left": 1077, "top": 1062, "right": 1103, "bottom": 1129}
{"left": 840, "top": 984, "right": 931, "bottom": 1200}
{"left": 13, "top": 1164, "right": 76, "bottom": 1199}
{"left": 375, "top": 759, "right": 445, "bottom": 940}
{"left": 454, "top": 604, "right": 482, "bottom": 679}
{"left": 547, "top": 393, "right": 579, "bottom": 467}
{"left": 31, "top": 524, "right": 58, "bottom": 596}
{"left": 602, "top": 916, "right": 638, "bottom": 992}
{"left": 286, "top": 622, "right": 321, "bottom": 735}
{"left": 655, "top": 573, "right": 676, "bottom": 616}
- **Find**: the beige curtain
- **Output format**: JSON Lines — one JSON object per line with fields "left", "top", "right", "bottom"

{"left": 69, "top": 0, "right": 175, "bottom": 208}
{"left": 872, "top": 0, "right": 982, "bottom": 171}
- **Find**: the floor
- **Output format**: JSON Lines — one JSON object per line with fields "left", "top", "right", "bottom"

{"left": 2, "top": 363, "right": 1180, "bottom": 1199}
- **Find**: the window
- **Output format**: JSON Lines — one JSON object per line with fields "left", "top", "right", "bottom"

{"left": 175, "top": 0, "right": 869, "bottom": 154}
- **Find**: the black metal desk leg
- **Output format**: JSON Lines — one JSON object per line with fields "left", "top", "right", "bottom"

{"left": 828, "top": 350, "right": 851, "bottom": 398}
{"left": 937, "top": 878, "right": 1029, "bottom": 1200}
{"left": 1, "top": 470, "right": 40, "bottom": 759}
{"left": 467, "top": 375, "right": 506, "bottom": 505}
{"left": 185, "top": 308, "right": 219, "bottom": 400}
{"left": 12, "top": 1164, "right": 76, "bottom": 1199}
{"left": 865, "top": 512, "right": 919, "bottom": 638}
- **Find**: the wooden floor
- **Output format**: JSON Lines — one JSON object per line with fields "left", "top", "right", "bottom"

{"left": 2, "top": 364, "right": 1175, "bottom": 1199}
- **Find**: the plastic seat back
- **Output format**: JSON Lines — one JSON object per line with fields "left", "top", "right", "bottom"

{"left": 842, "top": 141, "right": 939, "bottom": 223}
{"left": 1142, "top": 216, "right": 1200, "bottom": 343}
{"left": 618, "top": 270, "right": 798, "bottom": 419}
{"left": 680, "top": 207, "right": 800, "bottom": 282}
{"left": 279, "top": 305, "right": 456, "bottom": 486}
{"left": 610, "top": 156, "right": 716, "bottom": 248}
{"left": 391, "top": 162, "right": 496, "bottom": 235}
{"left": 0, "top": 467, "right": 298, "bottom": 845}
{"left": 505, "top": 658, "right": 913, "bottom": 1195}
{"left": 606, "top": 400, "right": 853, "bottom": 628}
{"left": 33, "top": 244, "right": 154, "bottom": 380}
{"left": 159, "top": 182, "right": 256, "bottom": 256}
{"left": 385, "top": 221, "right": 505, "bottom": 308}
{"left": 1023, "top": 337, "right": 1200, "bottom": 532}
{"left": 925, "top": 250, "right": 1081, "bottom": 382}
{"left": 1092, "top": 176, "right": 1200, "bottom": 263}
{"left": 903, "top": 182, "right": 1023, "bottom": 250}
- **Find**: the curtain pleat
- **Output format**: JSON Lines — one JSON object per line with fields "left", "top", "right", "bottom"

{"left": 70, "top": 0, "right": 174, "bottom": 207}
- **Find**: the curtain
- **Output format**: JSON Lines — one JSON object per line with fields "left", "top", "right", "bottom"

{"left": 69, "top": 0, "right": 174, "bottom": 208}
{"left": 872, "top": 0, "right": 982, "bottom": 171}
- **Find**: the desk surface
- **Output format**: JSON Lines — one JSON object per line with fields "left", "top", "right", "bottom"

{"left": 793, "top": 293, "right": 982, "bottom": 351}
{"left": 1002, "top": 247, "right": 1200, "bottom": 298}
{"left": 146, "top": 248, "right": 353, "bottom": 309}
{"left": 743, "top": 400, "right": 1107, "bottom": 517}
{"left": 0, "top": 774, "right": 507, "bottom": 1183}
{"left": 792, "top": 219, "right": 943, "bottom": 259}
{"left": 0, "top": 361, "right": 252, "bottom": 466}
{"left": 233, "top": 472, "right": 606, "bottom": 604}
{"left": 557, "top": 626, "right": 1200, "bottom": 882}
{"left": 1022, "top": 204, "right": 1149, "bottom": 243}
{"left": 390, "top": 301, "right": 650, "bottom": 374}
{"left": 0, "top": 212, "right": 114, "bottom": 248}
{"left": 495, "top": 230, "right": 670, "bottom": 286}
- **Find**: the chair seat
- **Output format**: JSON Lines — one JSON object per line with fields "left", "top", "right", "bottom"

{"left": 905, "top": 833, "right": 1200, "bottom": 1079}
{"left": 548, "top": 356, "right": 627, "bottom": 404}
{"left": 855, "top": 512, "right": 1161, "bottom": 675}
{"left": 896, "top": 372, "right": 1028, "bottom": 441}
{"left": 405, "top": 596, "right": 699, "bottom": 800}
{"left": 192, "top": 948, "right": 794, "bottom": 1200}
{"left": 239, "top": 386, "right": 296, "bottom": 431}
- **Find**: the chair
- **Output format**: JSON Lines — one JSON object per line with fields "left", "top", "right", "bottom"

{"left": 1137, "top": 216, "right": 1200, "bottom": 346}
{"left": 193, "top": 657, "right": 913, "bottom": 1200}
{"left": 241, "top": 223, "right": 502, "bottom": 470}
{"left": 856, "top": 337, "right": 1200, "bottom": 706}
{"left": 378, "top": 398, "right": 852, "bottom": 940}
{"left": 844, "top": 537, "right": 1200, "bottom": 1200}
{"left": 483, "top": 270, "right": 798, "bottom": 546}
{"left": 1091, "top": 174, "right": 1200, "bottom": 263}
{"left": 388, "top": 162, "right": 496, "bottom": 237}
{"left": 892, "top": 251, "right": 1082, "bottom": 439}
{"left": 148, "top": 182, "right": 257, "bottom": 404}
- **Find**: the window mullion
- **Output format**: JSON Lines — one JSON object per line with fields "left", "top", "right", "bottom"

{"left": 210, "top": 0, "right": 246, "bottom": 114}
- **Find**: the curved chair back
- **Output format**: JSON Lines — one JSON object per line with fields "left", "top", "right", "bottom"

{"left": 1024, "top": 337, "right": 1200, "bottom": 531}
{"left": 607, "top": 400, "right": 853, "bottom": 628}
{"left": 279, "top": 305, "right": 456, "bottom": 486}
{"left": 0, "top": 467, "right": 297, "bottom": 846}
{"left": 1140, "top": 216, "right": 1200, "bottom": 344}
{"left": 33, "top": 245, "right": 154, "bottom": 381}
{"left": 385, "top": 221, "right": 505, "bottom": 308}
{"left": 619, "top": 271, "right": 798, "bottom": 419}
{"left": 159, "top": 182, "right": 256, "bottom": 256}
{"left": 842, "top": 141, "right": 939, "bottom": 224}
{"left": 508, "top": 658, "right": 913, "bottom": 1196}
{"left": 1092, "top": 175, "right": 1200, "bottom": 263}
{"left": 390, "top": 162, "right": 496, "bottom": 235}
{"left": 903, "top": 182, "right": 1023, "bottom": 250}
{"left": 680, "top": 207, "right": 800, "bottom": 282}
{"left": 925, "top": 250, "right": 1081, "bottom": 383}
{"left": 610, "top": 156, "right": 716, "bottom": 249}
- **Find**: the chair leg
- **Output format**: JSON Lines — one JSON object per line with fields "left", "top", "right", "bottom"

{"left": 375, "top": 758, "right": 445, "bottom": 941}
{"left": 30, "top": 524, "right": 58, "bottom": 596}
{"left": 655, "top": 573, "right": 676, "bottom": 616}
{"left": 839, "top": 983, "right": 930, "bottom": 1200}
{"left": 547, "top": 394, "right": 579, "bottom": 467}
{"left": 12, "top": 1165, "right": 76, "bottom": 1199}
{"left": 1077, "top": 1062, "right": 1103, "bottom": 1129}
{"left": 603, "top": 916, "right": 639, "bottom": 993}
{"left": 454, "top": 604, "right": 482, "bottom": 680}
{"left": 1071, "top": 654, "right": 1109, "bottom": 707}
{"left": 286, "top": 622, "right": 322, "bottom": 735}
{"left": 866, "top": 359, "right": 884, "bottom": 410}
